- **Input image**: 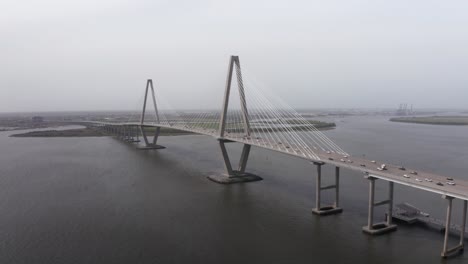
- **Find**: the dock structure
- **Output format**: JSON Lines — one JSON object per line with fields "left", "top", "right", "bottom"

{"left": 394, "top": 202, "right": 468, "bottom": 257}
{"left": 393, "top": 203, "right": 468, "bottom": 238}
{"left": 83, "top": 56, "right": 467, "bottom": 259}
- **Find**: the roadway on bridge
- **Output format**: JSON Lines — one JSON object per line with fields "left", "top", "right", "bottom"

{"left": 94, "top": 121, "right": 468, "bottom": 201}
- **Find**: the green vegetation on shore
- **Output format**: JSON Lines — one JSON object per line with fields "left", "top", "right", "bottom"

{"left": 133, "top": 127, "right": 194, "bottom": 135}
{"left": 149, "top": 119, "right": 336, "bottom": 131}
{"left": 283, "top": 119, "right": 336, "bottom": 129}
{"left": 10, "top": 119, "right": 335, "bottom": 138}
{"left": 10, "top": 127, "right": 194, "bottom": 137}
{"left": 390, "top": 116, "right": 468, "bottom": 126}
{"left": 248, "top": 122, "right": 335, "bottom": 133}
{"left": 11, "top": 128, "right": 108, "bottom": 137}
{"left": 153, "top": 119, "right": 336, "bottom": 132}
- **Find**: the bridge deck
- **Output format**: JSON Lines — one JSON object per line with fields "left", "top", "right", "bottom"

{"left": 92, "top": 121, "right": 468, "bottom": 201}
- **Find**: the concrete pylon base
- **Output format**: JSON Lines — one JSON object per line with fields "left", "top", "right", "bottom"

{"left": 362, "top": 223, "right": 397, "bottom": 235}
{"left": 137, "top": 144, "right": 166, "bottom": 150}
{"left": 207, "top": 171, "right": 262, "bottom": 184}
{"left": 441, "top": 245, "right": 464, "bottom": 258}
{"left": 312, "top": 206, "right": 343, "bottom": 216}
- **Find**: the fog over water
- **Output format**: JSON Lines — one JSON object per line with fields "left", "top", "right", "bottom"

{"left": 2, "top": 0, "right": 468, "bottom": 112}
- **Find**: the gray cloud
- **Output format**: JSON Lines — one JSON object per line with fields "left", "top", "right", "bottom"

{"left": 1, "top": 0, "right": 468, "bottom": 112}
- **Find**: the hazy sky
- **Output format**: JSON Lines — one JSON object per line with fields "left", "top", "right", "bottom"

{"left": 1, "top": 0, "right": 468, "bottom": 112}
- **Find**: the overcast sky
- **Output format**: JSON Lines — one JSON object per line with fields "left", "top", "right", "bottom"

{"left": 1, "top": 0, "right": 468, "bottom": 112}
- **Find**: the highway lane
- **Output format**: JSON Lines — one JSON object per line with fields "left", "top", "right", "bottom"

{"left": 90, "top": 121, "right": 468, "bottom": 201}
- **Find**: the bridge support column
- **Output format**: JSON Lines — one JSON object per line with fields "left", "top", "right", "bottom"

{"left": 312, "top": 163, "right": 343, "bottom": 215}
{"left": 125, "top": 126, "right": 140, "bottom": 143}
{"left": 118, "top": 126, "right": 122, "bottom": 137}
{"left": 134, "top": 127, "right": 138, "bottom": 141}
{"left": 118, "top": 126, "right": 124, "bottom": 140}
{"left": 135, "top": 126, "right": 140, "bottom": 143}
{"left": 123, "top": 126, "right": 130, "bottom": 141}
{"left": 137, "top": 126, "right": 165, "bottom": 150}
{"left": 441, "top": 196, "right": 466, "bottom": 258}
{"left": 207, "top": 140, "right": 262, "bottom": 184}
{"left": 362, "top": 177, "right": 397, "bottom": 235}
{"left": 121, "top": 126, "right": 126, "bottom": 140}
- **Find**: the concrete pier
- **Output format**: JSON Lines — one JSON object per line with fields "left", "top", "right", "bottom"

{"left": 362, "top": 177, "right": 397, "bottom": 235}
{"left": 207, "top": 140, "right": 262, "bottom": 184}
{"left": 137, "top": 144, "right": 166, "bottom": 150}
{"left": 441, "top": 197, "right": 467, "bottom": 258}
{"left": 312, "top": 163, "right": 343, "bottom": 215}
{"left": 137, "top": 126, "right": 165, "bottom": 150}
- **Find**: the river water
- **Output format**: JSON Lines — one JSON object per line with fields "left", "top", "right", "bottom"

{"left": 0, "top": 116, "right": 467, "bottom": 263}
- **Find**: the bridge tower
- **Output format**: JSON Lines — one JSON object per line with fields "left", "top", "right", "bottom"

{"left": 138, "top": 79, "right": 166, "bottom": 150}
{"left": 207, "top": 56, "right": 262, "bottom": 184}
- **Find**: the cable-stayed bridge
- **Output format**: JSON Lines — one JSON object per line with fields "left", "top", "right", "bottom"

{"left": 85, "top": 56, "right": 467, "bottom": 258}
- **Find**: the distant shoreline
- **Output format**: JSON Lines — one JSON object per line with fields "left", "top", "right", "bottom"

{"left": 10, "top": 127, "right": 194, "bottom": 137}
{"left": 390, "top": 116, "right": 468, "bottom": 126}
{"left": 10, "top": 120, "right": 335, "bottom": 138}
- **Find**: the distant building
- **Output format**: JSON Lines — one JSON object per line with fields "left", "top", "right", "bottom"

{"left": 32, "top": 116, "right": 44, "bottom": 123}
{"left": 396, "top": 104, "right": 414, "bottom": 116}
